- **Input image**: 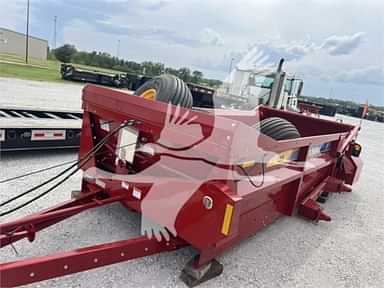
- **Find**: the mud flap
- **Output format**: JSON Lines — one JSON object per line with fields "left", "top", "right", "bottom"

{"left": 342, "top": 156, "right": 363, "bottom": 185}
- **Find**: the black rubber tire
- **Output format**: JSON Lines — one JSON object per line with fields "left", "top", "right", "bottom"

{"left": 62, "top": 66, "right": 74, "bottom": 80}
{"left": 254, "top": 117, "right": 300, "bottom": 140}
{"left": 135, "top": 74, "right": 193, "bottom": 108}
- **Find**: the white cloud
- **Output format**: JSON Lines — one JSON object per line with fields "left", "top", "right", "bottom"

{"left": 1, "top": 0, "right": 383, "bottom": 104}
{"left": 94, "top": 20, "right": 201, "bottom": 47}
{"left": 0, "top": 0, "right": 25, "bottom": 30}
{"left": 335, "top": 65, "right": 384, "bottom": 85}
{"left": 320, "top": 32, "right": 365, "bottom": 55}
{"left": 140, "top": 0, "right": 173, "bottom": 10}
{"left": 212, "top": 40, "right": 316, "bottom": 73}
{"left": 199, "top": 28, "right": 224, "bottom": 46}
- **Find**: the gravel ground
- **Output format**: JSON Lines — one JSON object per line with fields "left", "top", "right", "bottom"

{"left": 0, "top": 77, "right": 384, "bottom": 288}
{"left": 0, "top": 77, "right": 83, "bottom": 110}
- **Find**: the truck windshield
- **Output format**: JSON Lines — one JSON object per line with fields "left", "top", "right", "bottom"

{"left": 250, "top": 75, "right": 274, "bottom": 89}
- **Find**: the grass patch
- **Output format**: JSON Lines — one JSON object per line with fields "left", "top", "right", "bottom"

{"left": 0, "top": 62, "right": 63, "bottom": 82}
{"left": 0, "top": 53, "right": 62, "bottom": 81}
{"left": 0, "top": 53, "right": 126, "bottom": 82}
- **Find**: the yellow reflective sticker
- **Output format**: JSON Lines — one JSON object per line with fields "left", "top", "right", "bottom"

{"left": 267, "top": 150, "right": 294, "bottom": 168}
{"left": 221, "top": 204, "right": 234, "bottom": 236}
{"left": 240, "top": 161, "right": 255, "bottom": 169}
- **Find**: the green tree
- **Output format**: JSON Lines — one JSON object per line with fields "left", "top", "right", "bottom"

{"left": 191, "top": 70, "right": 203, "bottom": 83}
{"left": 53, "top": 44, "right": 77, "bottom": 63}
{"left": 165, "top": 67, "right": 179, "bottom": 77}
{"left": 141, "top": 61, "right": 165, "bottom": 76}
{"left": 72, "top": 51, "right": 91, "bottom": 65}
{"left": 177, "top": 67, "right": 191, "bottom": 82}
{"left": 53, "top": 43, "right": 224, "bottom": 87}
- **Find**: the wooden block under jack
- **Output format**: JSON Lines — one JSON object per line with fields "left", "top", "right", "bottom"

{"left": 180, "top": 257, "right": 223, "bottom": 287}
{"left": 71, "top": 190, "right": 82, "bottom": 199}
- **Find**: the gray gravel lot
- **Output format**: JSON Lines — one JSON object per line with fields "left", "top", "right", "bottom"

{"left": 0, "top": 77, "right": 83, "bottom": 110}
{"left": 0, "top": 77, "right": 384, "bottom": 288}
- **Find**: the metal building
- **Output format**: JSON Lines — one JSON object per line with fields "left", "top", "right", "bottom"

{"left": 0, "top": 27, "right": 48, "bottom": 60}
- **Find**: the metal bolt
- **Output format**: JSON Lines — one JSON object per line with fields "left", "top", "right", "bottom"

{"left": 202, "top": 196, "right": 213, "bottom": 210}
{"left": 30, "top": 272, "right": 35, "bottom": 277}
{"left": 144, "top": 247, "right": 149, "bottom": 252}
{"left": 64, "top": 265, "right": 69, "bottom": 270}
{"left": 166, "top": 242, "right": 170, "bottom": 246}
{"left": 94, "top": 258, "right": 98, "bottom": 263}
{"left": 121, "top": 252, "right": 125, "bottom": 257}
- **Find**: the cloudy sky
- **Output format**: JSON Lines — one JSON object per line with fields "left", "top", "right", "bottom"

{"left": 1, "top": 0, "right": 383, "bottom": 105}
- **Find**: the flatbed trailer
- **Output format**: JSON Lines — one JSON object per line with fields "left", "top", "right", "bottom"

{"left": 0, "top": 82, "right": 363, "bottom": 287}
{"left": 60, "top": 64, "right": 134, "bottom": 88}
{"left": 0, "top": 82, "right": 216, "bottom": 152}
{"left": 0, "top": 106, "right": 82, "bottom": 151}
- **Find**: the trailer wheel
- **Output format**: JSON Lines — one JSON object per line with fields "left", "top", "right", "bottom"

{"left": 61, "top": 65, "right": 74, "bottom": 80}
{"left": 254, "top": 117, "right": 300, "bottom": 140}
{"left": 135, "top": 74, "right": 193, "bottom": 108}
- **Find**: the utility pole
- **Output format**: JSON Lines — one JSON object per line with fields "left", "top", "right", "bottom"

{"left": 25, "top": 0, "right": 30, "bottom": 63}
{"left": 53, "top": 15, "right": 57, "bottom": 49}
{"left": 116, "top": 39, "right": 120, "bottom": 58}
{"left": 228, "top": 57, "right": 235, "bottom": 75}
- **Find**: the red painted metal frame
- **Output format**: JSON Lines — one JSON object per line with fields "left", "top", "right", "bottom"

{"left": 0, "top": 85, "right": 362, "bottom": 286}
{"left": 0, "top": 188, "right": 117, "bottom": 248}
{"left": 0, "top": 186, "right": 187, "bottom": 287}
{"left": 1, "top": 236, "right": 186, "bottom": 287}
{"left": 298, "top": 102, "right": 321, "bottom": 115}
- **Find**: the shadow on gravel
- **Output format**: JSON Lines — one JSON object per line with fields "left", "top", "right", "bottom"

{"left": 216, "top": 217, "right": 337, "bottom": 283}
{"left": 0, "top": 148, "right": 78, "bottom": 161}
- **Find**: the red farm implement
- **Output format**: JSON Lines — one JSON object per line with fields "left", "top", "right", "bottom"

{"left": 0, "top": 78, "right": 362, "bottom": 287}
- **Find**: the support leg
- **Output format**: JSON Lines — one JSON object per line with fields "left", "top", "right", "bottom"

{"left": 180, "top": 256, "right": 223, "bottom": 287}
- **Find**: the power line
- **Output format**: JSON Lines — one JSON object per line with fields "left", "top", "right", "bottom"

{"left": 228, "top": 57, "right": 235, "bottom": 75}
{"left": 116, "top": 39, "right": 120, "bottom": 58}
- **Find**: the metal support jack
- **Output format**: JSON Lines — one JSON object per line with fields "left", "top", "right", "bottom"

{"left": 180, "top": 256, "right": 224, "bottom": 288}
